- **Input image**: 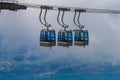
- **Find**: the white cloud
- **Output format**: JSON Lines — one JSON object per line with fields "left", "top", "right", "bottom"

{"left": 1, "top": 0, "right": 120, "bottom": 64}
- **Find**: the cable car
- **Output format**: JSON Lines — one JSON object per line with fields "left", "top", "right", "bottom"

{"left": 58, "top": 30, "right": 73, "bottom": 47}
{"left": 40, "top": 29, "right": 56, "bottom": 47}
{"left": 74, "top": 29, "right": 89, "bottom": 46}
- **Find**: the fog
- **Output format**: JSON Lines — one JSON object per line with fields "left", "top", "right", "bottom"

{"left": 0, "top": 0, "right": 120, "bottom": 65}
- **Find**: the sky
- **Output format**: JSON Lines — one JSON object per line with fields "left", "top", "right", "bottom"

{"left": 0, "top": 0, "right": 120, "bottom": 65}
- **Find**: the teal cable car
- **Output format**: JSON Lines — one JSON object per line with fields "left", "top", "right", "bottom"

{"left": 58, "top": 30, "right": 72, "bottom": 47}
{"left": 40, "top": 29, "right": 56, "bottom": 47}
{"left": 74, "top": 29, "right": 89, "bottom": 46}
{"left": 73, "top": 9, "right": 89, "bottom": 47}
{"left": 39, "top": 6, "right": 56, "bottom": 47}
{"left": 57, "top": 8, "right": 73, "bottom": 47}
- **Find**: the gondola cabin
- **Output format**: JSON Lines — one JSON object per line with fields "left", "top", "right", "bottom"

{"left": 58, "top": 30, "right": 73, "bottom": 47}
{"left": 74, "top": 29, "right": 89, "bottom": 46}
{"left": 40, "top": 29, "right": 56, "bottom": 47}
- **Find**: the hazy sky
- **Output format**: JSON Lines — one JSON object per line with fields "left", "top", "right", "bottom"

{"left": 0, "top": 0, "right": 120, "bottom": 65}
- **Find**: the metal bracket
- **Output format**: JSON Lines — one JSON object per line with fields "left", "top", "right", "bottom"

{"left": 75, "top": 9, "right": 86, "bottom": 12}
{"left": 40, "top": 6, "right": 53, "bottom": 10}
{"left": 58, "top": 8, "right": 71, "bottom": 11}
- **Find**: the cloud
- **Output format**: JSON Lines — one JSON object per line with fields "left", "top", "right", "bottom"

{"left": 0, "top": 0, "right": 120, "bottom": 64}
